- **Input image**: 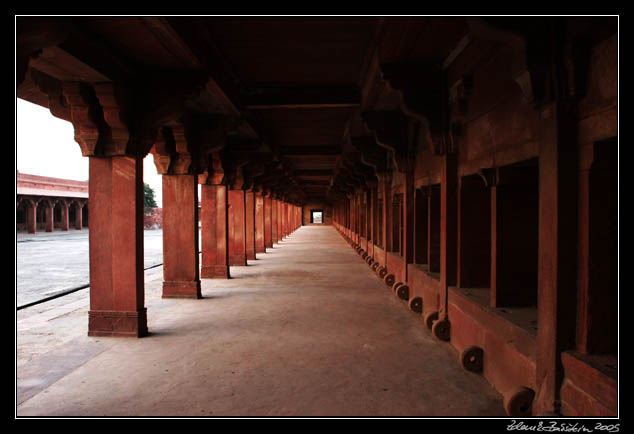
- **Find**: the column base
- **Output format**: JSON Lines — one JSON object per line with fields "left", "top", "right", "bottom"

{"left": 88, "top": 308, "right": 148, "bottom": 337}
{"left": 162, "top": 280, "right": 202, "bottom": 299}
{"left": 201, "top": 265, "right": 230, "bottom": 279}
{"left": 228, "top": 255, "right": 247, "bottom": 266}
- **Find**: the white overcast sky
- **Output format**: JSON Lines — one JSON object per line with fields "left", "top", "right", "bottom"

{"left": 16, "top": 98, "right": 164, "bottom": 207}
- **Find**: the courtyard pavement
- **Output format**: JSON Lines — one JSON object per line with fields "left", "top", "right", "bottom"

{"left": 16, "top": 229, "right": 164, "bottom": 308}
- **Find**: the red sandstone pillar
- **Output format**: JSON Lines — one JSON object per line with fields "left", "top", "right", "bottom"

{"left": 282, "top": 201, "right": 288, "bottom": 238}
{"left": 200, "top": 184, "right": 230, "bottom": 278}
{"left": 290, "top": 204, "right": 294, "bottom": 232}
{"left": 370, "top": 187, "right": 377, "bottom": 256}
{"left": 245, "top": 190, "right": 256, "bottom": 260}
{"left": 44, "top": 200, "right": 54, "bottom": 232}
{"left": 26, "top": 199, "right": 37, "bottom": 234}
{"left": 439, "top": 153, "right": 458, "bottom": 321}
{"left": 228, "top": 189, "right": 247, "bottom": 265}
{"left": 60, "top": 200, "right": 70, "bottom": 231}
{"left": 380, "top": 173, "right": 391, "bottom": 265}
{"left": 74, "top": 202, "right": 83, "bottom": 230}
{"left": 535, "top": 101, "right": 579, "bottom": 415}
{"left": 403, "top": 171, "right": 415, "bottom": 280}
{"left": 490, "top": 181, "right": 500, "bottom": 305}
{"left": 356, "top": 193, "right": 361, "bottom": 243}
{"left": 279, "top": 200, "right": 284, "bottom": 239}
{"left": 161, "top": 174, "right": 201, "bottom": 299}
{"left": 264, "top": 194, "right": 272, "bottom": 249}
{"left": 291, "top": 205, "right": 295, "bottom": 231}
{"left": 272, "top": 198, "right": 279, "bottom": 244}
{"left": 255, "top": 192, "right": 265, "bottom": 253}
{"left": 275, "top": 199, "right": 284, "bottom": 243}
{"left": 88, "top": 156, "right": 147, "bottom": 337}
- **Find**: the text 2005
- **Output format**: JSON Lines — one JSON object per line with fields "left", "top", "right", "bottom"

{"left": 594, "top": 423, "right": 619, "bottom": 433}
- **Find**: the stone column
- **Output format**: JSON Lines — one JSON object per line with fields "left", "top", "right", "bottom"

{"left": 44, "top": 199, "right": 55, "bottom": 232}
{"left": 245, "top": 190, "right": 256, "bottom": 260}
{"left": 200, "top": 183, "right": 230, "bottom": 278}
{"left": 379, "top": 172, "right": 391, "bottom": 265}
{"left": 161, "top": 173, "right": 201, "bottom": 299}
{"left": 535, "top": 101, "right": 579, "bottom": 415}
{"left": 370, "top": 187, "right": 378, "bottom": 255}
{"left": 276, "top": 199, "right": 283, "bottom": 241}
{"left": 88, "top": 155, "right": 147, "bottom": 337}
{"left": 282, "top": 201, "right": 288, "bottom": 238}
{"left": 25, "top": 199, "right": 37, "bottom": 234}
{"left": 59, "top": 200, "right": 70, "bottom": 231}
{"left": 228, "top": 189, "right": 247, "bottom": 265}
{"left": 402, "top": 170, "right": 415, "bottom": 279}
{"left": 264, "top": 194, "right": 273, "bottom": 249}
{"left": 255, "top": 192, "right": 265, "bottom": 253}
{"left": 74, "top": 202, "right": 84, "bottom": 230}
{"left": 428, "top": 185, "right": 441, "bottom": 273}
{"left": 438, "top": 153, "right": 458, "bottom": 322}
{"left": 272, "top": 197, "right": 279, "bottom": 244}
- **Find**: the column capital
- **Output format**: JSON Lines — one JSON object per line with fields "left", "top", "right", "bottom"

{"left": 150, "top": 125, "right": 195, "bottom": 175}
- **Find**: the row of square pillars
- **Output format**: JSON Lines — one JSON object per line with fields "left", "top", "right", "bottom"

{"left": 332, "top": 132, "right": 617, "bottom": 415}
{"left": 86, "top": 155, "right": 302, "bottom": 338}
{"left": 334, "top": 148, "right": 616, "bottom": 353}
{"left": 18, "top": 197, "right": 86, "bottom": 233}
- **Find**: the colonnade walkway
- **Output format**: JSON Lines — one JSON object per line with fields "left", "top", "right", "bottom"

{"left": 17, "top": 225, "right": 505, "bottom": 417}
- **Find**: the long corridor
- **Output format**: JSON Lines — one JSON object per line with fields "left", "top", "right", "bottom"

{"left": 17, "top": 225, "right": 505, "bottom": 417}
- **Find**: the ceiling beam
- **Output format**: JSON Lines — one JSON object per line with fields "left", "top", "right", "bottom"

{"left": 298, "top": 180, "right": 330, "bottom": 186}
{"left": 280, "top": 146, "right": 341, "bottom": 156}
{"left": 293, "top": 169, "right": 334, "bottom": 176}
{"left": 244, "top": 86, "right": 361, "bottom": 109}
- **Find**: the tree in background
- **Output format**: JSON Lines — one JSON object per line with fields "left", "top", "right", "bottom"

{"left": 144, "top": 183, "right": 157, "bottom": 211}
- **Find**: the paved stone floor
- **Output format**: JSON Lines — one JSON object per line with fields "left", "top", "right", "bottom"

{"left": 16, "top": 225, "right": 506, "bottom": 417}
{"left": 16, "top": 229, "right": 164, "bottom": 307}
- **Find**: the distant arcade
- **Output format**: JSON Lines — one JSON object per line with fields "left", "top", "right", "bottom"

{"left": 16, "top": 171, "right": 88, "bottom": 233}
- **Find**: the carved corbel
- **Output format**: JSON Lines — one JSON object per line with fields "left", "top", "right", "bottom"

{"left": 62, "top": 82, "right": 106, "bottom": 157}
{"left": 362, "top": 110, "right": 416, "bottom": 172}
{"left": 449, "top": 75, "right": 473, "bottom": 117}
{"left": 93, "top": 83, "right": 131, "bottom": 156}
{"left": 171, "top": 125, "right": 195, "bottom": 175}
{"left": 30, "top": 70, "right": 71, "bottom": 122}
{"left": 221, "top": 149, "right": 250, "bottom": 190}
{"left": 477, "top": 167, "right": 500, "bottom": 188}
{"left": 376, "top": 169, "right": 393, "bottom": 186}
{"left": 380, "top": 62, "right": 443, "bottom": 132}
{"left": 150, "top": 126, "right": 194, "bottom": 175}
{"left": 31, "top": 72, "right": 105, "bottom": 157}
{"left": 467, "top": 17, "right": 555, "bottom": 107}
{"left": 563, "top": 34, "right": 593, "bottom": 101}
{"left": 241, "top": 159, "right": 267, "bottom": 192}
{"left": 380, "top": 62, "right": 445, "bottom": 157}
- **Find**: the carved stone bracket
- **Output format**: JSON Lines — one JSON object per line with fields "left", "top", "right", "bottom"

{"left": 150, "top": 125, "right": 196, "bottom": 175}
{"left": 380, "top": 61, "right": 443, "bottom": 132}
{"left": 477, "top": 167, "right": 499, "bottom": 188}
{"left": 93, "top": 83, "right": 131, "bottom": 156}
{"left": 449, "top": 74, "right": 473, "bottom": 117}
{"left": 467, "top": 17, "right": 558, "bottom": 107}
{"left": 32, "top": 71, "right": 106, "bottom": 157}
{"left": 351, "top": 136, "right": 388, "bottom": 176}
{"left": 362, "top": 110, "right": 416, "bottom": 173}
